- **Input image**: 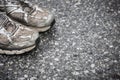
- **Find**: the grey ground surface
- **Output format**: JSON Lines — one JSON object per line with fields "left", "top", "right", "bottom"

{"left": 0, "top": 0, "right": 120, "bottom": 80}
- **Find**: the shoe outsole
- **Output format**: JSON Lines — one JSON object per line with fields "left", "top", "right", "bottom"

{"left": 29, "top": 26, "right": 50, "bottom": 32}
{"left": 0, "top": 45, "right": 35, "bottom": 55}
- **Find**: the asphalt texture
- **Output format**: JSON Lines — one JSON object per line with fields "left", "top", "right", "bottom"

{"left": 0, "top": 0, "right": 120, "bottom": 80}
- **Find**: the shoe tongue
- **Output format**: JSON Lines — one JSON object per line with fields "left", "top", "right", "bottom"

{"left": 19, "top": 1, "right": 35, "bottom": 13}
{"left": 24, "top": 7, "right": 34, "bottom": 13}
{"left": 0, "top": 14, "right": 17, "bottom": 34}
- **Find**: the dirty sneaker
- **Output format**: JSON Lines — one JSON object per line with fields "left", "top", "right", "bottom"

{"left": 0, "top": 13, "right": 39, "bottom": 54}
{"left": 4, "top": 0, "right": 55, "bottom": 32}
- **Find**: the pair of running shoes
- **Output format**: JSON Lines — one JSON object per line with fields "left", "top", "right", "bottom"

{"left": 0, "top": 0, "right": 55, "bottom": 55}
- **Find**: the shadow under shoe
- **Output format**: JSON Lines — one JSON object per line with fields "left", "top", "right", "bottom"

{"left": 5, "top": 0, "right": 55, "bottom": 32}
{"left": 0, "top": 13, "right": 39, "bottom": 55}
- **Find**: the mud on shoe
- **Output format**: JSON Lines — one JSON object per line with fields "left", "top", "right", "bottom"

{"left": 4, "top": 0, "right": 55, "bottom": 32}
{"left": 0, "top": 14, "right": 39, "bottom": 55}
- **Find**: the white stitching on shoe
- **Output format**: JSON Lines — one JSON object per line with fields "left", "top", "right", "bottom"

{"left": 24, "top": 12, "right": 28, "bottom": 23}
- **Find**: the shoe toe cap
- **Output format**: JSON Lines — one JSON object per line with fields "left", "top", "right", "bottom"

{"left": 15, "top": 31, "right": 38, "bottom": 48}
{"left": 44, "top": 13, "right": 55, "bottom": 26}
{"left": 11, "top": 27, "right": 39, "bottom": 49}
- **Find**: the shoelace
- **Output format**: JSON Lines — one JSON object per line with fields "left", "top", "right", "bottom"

{"left": 0, "top": 14, "right": 19, "bottom": 42}
{"left": 0, "top": 15, "right": 12, "bottom": 42}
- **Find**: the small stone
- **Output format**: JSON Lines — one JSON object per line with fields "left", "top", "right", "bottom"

{"left": 64, "top": 78, "right": 68, "bottom": 80}
{"left": 104, "top": 58, "right": 109, "bottom": 62}
{"left": 98, "top": 36, "right": 102, "bottom": 39}
{"left": 91, "top": 69, "right": 96, "bottom": 73}
{"left": 0, "top": 63, "right": 4, "bottom": 66}
{"left": 72, "top": 71, "right": 80, "bottom": 75}
{"left": 72, "top": 31, "right": 75, "bottom": 34}
{"left": 96, "top": 23, "right": 99, "bottom": 26}
{"left": 50, "top": 63, "right": 53, "bottom": 65}
{"left": 14, "top": 72, "right": 17, "bottom": 75}
{"left": 39, "top": 69, "right": 45, "bottom": 73}
{"left": 55, "top": 42, "right": 59, "bottom": 45}
{"left": 118, "top": 10, "right": 120, "bottom": 13}
{"left": 84, "top": 70, "right": 89, "bottom": 74}
{"left": 109, "top": 45, "right": 113, "bottom": 48}
{"left": 8, "top": 68, "right": 12, "bottom": 71}
{"left": 54, "top": 58, "right": 59, "bottom": 61}
{"left": 30, "top": 77, "right": 37, "bottom": 80}
{"left": 53, "top": 78, "right": 56, "bottom": 80}
{"left": 18, "top": 77, "right": 25, "bottom": 80}
{"left": 91, "top": 64, "right": 95, "bottom": 68}
{"left": 113, "top": 60, "right": 117, "bottom": 63}
{"left": 24, "top": 74, "right": 28, "bottom": 78}
{"left": 104, "top": 51, "right": 109, "bottom": 54}
{"left": 43, "top": 75, "right": 47, "bottom": 79}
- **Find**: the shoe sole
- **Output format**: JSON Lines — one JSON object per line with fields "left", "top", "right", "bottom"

{"left": 0, "top": 45, "right": 35, "bottom": 55}
{"left": 29, "top": 26, "right": 50, "bottom": 32}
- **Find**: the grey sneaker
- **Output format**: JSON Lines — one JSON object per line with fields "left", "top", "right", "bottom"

{"left": 4, "top": 0, "right": 55, "bottom": 32}
{"left": 0, "top": 13, "right": 39, "bottom": 54}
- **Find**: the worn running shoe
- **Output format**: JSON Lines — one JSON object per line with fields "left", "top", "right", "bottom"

{"left": 4, "top": 0, "right": 55, "bottom": 32}
{"left": 0, "top": 13, "right": 39, "bottom": 54}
